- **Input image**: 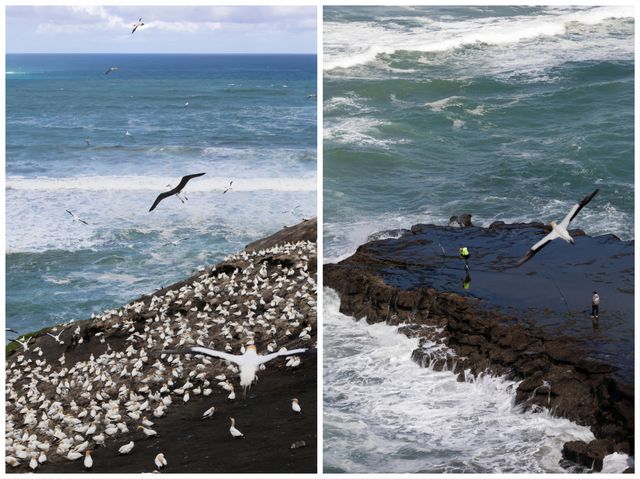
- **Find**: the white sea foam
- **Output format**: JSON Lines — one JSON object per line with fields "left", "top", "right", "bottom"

{"left": 324, "top": 117, "right": 407, "bottom": 148}
{"left": 601, "top": 453, "right": 634, "bottom": 473}
{"left": 6, "top": 175, "right": 316, "bottom": 193}
{"left": 324, "top": 6, "right": 634, "bottom": 73}
{"left": 324, "top": 288, "right": 595, "bottom": 473}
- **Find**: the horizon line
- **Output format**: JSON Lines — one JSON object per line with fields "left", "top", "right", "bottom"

{"left": 7, "top": 52, "right": 317, "bottom": 55}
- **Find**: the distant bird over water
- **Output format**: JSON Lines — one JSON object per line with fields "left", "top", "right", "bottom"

{"left": 516, "top": 189, "right": 599, "bottom": 267}
{"left": 149, "top": 173, "right": 206, "bottom": 212}
{"left": 104, "top": 66, "right": 119, "bottom": 75}
{"left": 66, "top": 210, "right": 89, "bottom": 225}
{"left": 85, "top": 137, "right": 91, "bottom": 146}
{"left": 223, "top": 180, "right": 233, "bottom": 194}
{"left": 131, "top": 18, "right": 144, "bottom": 34}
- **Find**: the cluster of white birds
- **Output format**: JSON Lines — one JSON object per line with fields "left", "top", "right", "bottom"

{"left": 5, "top": 240, "right": 316, "bottom": 471}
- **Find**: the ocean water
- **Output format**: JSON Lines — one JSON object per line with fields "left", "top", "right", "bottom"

{"left": 6, "top": 53, "right": 316, "bottom": 334}
{"left": 323, "top": 6, "right": 633, "bottom": 473}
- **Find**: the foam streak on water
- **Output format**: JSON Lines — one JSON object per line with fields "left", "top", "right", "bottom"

{"left": 323, "top": 288, "right": 595, "bottom": 473}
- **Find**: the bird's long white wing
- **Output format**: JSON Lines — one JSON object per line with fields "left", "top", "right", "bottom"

{"left": 559, "top": 203, "right": 580, "bottom": 230}
{"left": 256, "top": 348, "right": 308, "bottom": 365}
{"left": 531, "top": 230, "right": 559, "bottom": 251}
{"left": 179, "top": 346, "right": 240, "bottom": 365}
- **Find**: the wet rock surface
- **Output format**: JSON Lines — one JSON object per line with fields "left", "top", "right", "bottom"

{"left": 324, "top": 220, "right": 633, "bottom": 471}
{"left": 6, "top": 219, "right": 317, "bottom": 473}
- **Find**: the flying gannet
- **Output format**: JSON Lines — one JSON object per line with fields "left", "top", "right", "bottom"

{"left": 223, "top": 180, "right": 233, "bottom": 194}
{"left": 66, "top": 210, "right": 89, "bottom": 225}
{"left": 163, "top": 344, "right": 307, "bottom": 390}
{"left": 104, "top": 67, "right": 119, "bottom": 75}
{"left": 516, "top": 189, "right": 599, "bottom": 267}
{"left": 131, "top": 18, "right": 144, "bottom": 35}
{"left": 46, "top": 328, "right": 67, "bottom": 344}
{"left": 149, "top": 173, "right": 206, "bottom": 212}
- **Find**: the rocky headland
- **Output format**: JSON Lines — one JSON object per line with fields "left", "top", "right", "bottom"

{"left": 324, "top": 217, "right": 633, "bottom": 472}
{"left": 5, "top": 218, "right": 317, "bottom": 473}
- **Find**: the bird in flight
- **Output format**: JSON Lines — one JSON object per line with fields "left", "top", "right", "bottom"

{"left": 131, "top": 18, "right": 144, "bottom": 35}
{"left": 149, "top": 173, "right": 206, "bottom": 212}
{"left": 163, "top": 344, "right": 307, "bottom": 391}
{"left": 223, "top": 181, "right": 233, "bottom": 194}
{"left": 282, "top": 205, "right": 301, "bottom": 215}
{"left": 104, "top": 66, "right": 119, "bottom": 75}
{"left": 516, "top": 189, "right": 599, "bottom": 267}
{"left": 85, "top": 137, "right": 91, "bottom": 147}
{"left": 66, "top": 210, "right": 89, "bottom": 225}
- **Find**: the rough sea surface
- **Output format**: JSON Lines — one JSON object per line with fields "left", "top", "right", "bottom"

{"left": 6, "top": 53, "right": 317, "bottom": 334}
{"left": 323, "top": 6, "right": 633, "bottom": 473}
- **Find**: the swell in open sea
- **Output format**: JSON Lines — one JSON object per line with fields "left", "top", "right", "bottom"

{"left": 323, "top": 6, "right": 634, "bottom": 473}
{"left": 6, "top": 53, "right": 317, "bottom": 334}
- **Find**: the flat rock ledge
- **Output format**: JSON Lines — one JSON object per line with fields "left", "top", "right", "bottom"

{"left": 6, "top": 218, "right": 317, "bottom": 474}
{"left": 324, "top": 219, "right": 632, "bottom": 473}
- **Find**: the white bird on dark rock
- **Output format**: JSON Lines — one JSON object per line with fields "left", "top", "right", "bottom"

{"left": 118, "top": 441, "right": 134, "bottom": 455}
{"left": 154, "top": 453, "right": 167, "bottom": 469}
{"left": 291, "top": 398, "right": 301, "bottom": 413}
{"left": 516, "top": 189, "right": 599, "bottom": 267}
{"left": 229, "top": 417, "right": 243, "bottom": 438}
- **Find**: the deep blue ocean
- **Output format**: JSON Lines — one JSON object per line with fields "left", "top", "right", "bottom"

{"left": 323, "top": 6, "right": 634, "bottom": 473}
{"left": 6, "top": 53, "right": 316, "bottom": 334}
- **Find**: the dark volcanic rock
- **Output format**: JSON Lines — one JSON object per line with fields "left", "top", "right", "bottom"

{"left": 324, "top": 220, "right": 633, "bottom": 470}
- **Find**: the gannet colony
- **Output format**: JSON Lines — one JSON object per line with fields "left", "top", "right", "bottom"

{"left": 5, "top": 230, "right": 317, "bottom": 472}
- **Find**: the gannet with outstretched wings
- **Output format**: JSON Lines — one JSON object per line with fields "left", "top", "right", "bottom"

{"left": 516, "top": 189, "right": 599, "bottom": 267}
{"left": 164, "top": 344, "right": 307, "bottom": 388}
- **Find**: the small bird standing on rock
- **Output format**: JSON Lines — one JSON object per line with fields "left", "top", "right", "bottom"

{"left": 229, "top": 417, "right": 244, "bottom": 438}
{"left": 118, "top": 441, "right": 134, "bottom": 455}
{"left": 83, "top": 450, "right": 93, "bottom": 469}
{"left": 291, "top": 398, "right": 301, "bottom": 413}
{"left": 154, "top": 453, "right": 167, "bottom": 469}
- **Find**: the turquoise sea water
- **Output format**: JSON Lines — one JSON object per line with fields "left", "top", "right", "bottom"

{"left": 6, "top": 53, "right": 316, "bottom": 334}
{"left": 323, "top": 6, "right": 634, "bottom": 473}
{"left": 324, "top": 6, "right": 634, "bottom": 261}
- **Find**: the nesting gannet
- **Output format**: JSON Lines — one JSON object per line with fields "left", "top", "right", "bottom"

{"left": 291, "top": 398, "right": 301, "bottom": 413}
{"left": 66, "top": 210, "right": 89, "bottom": 225}
{"left": 131, "top": 18, "right": 144, "bottom": 34}
{"left": 202, "top": 405, "right": 215, "bottom": 419}
{"left": 104, "top": 67, "right": 119, "bottom": 75}
{"left": 516, "top": 189, "right": 599, "bottom": 267}
{"left": 83, "top": 450, "right": 93, "bottom": 469}
{"left": 229, "top": 418, "right": 244, "bottom": 438}
{"left": 163, "top": 344, "right": 307, "bottom": 390}
{"left": 149, "top": 173, "right": 206, "bottom": 212}
{"left": 118, "top": 441, "right": 134, "bottom": 455}
{"left": 154, "top": 453, "right": 167, "bottom": 469}
{"left": 223, "top": 181, "right": 233, "bottom": 194}
{"left": 137, "top": 426, "right": 157, "bottom": 437}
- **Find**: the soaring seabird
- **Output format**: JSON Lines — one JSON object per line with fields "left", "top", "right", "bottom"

{"left": 131, "top": 18, "right": 144, "bottom": 34}
{"left": 148, "top": 173, "right": 206, "bottom": 212}
{"left": 163, "top": 344, "right": 307, "bottom": 390}
{"left": 124, "top": 129, "right": 132, "bottom": 137}
{"left": 282, "top": 205, "right": 301, "bottom": 215}
{"left": 46, "top": 328, "right": 67, "bottom": 344}
{"left": 104, "top": 67, "right": 119, "bottom": 75}
{"left": 85, "top": 137, "right": 91, "bottom": 146}
{"left": 516, "top": 189, "right": 599, "bottom": 267}
{"left": 66, "top": 210, "right": 89, "bottom": 225}
{"left": 223, "top": 181, "right": 233, "bottom": 194}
